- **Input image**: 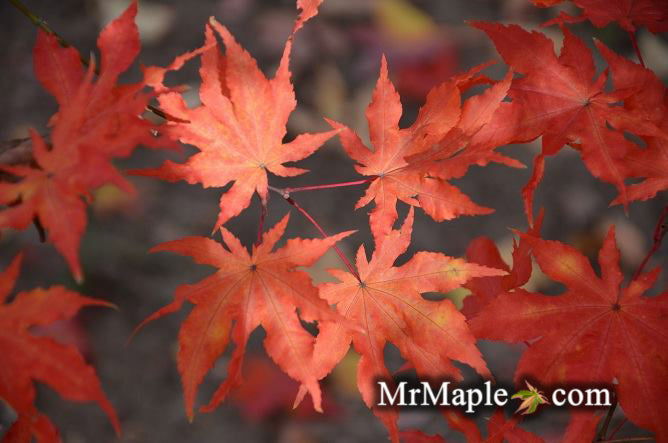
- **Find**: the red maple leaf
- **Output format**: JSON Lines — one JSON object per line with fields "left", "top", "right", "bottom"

{"left": 134, "top": 11, "right": 336, "bottom": 230}
{"left": 469, "top": 227, "right": 668, "bottom": 440}
{"left": 542, "top": 0, "right": 668, "bottom": 34}
{"left": 0, "top": 1, "right": 161, "bottom": 282}
{"left": 328, "top": 56, "right": 516, "bottom": 241}
{"left": 298, "top": 208, "right": 505, "bottom": 441}
{"left": 594, "top": 42, "right": 668, "bottom": 204}
{"left": 0, "top": 254, "right": 119, "bottom": 442}
{"left": 134, "top": 214, "right": 353, "bottom": 420}
{"left": 473, "top": 22, "right": 665, "bottom": 223}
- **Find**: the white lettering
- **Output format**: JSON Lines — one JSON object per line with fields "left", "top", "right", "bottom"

{"left": 552, "top": 388, "right": 567, "bottom": 406}
{"left": 494, "top": 388, "right": 508, "bottom": 406}
{"left": 378, "top": 381, "right": 406, "bottom": 406}
{"left": 452, "top": 389, "right": 465, "bottom": 407}
{"left": 585, "top": 388, "right": 611, "bottom": 406}
{"left": 422, "top": 381, "right": 449, "bottom": 406}
{"left": 409, "top": 388, "right": 421, "bottom": 406}
{"left": 568, "top": 389, "right": 584, "bottom": 406}
{"left": 465, "top": 389, "right": 483, "bottom": 413}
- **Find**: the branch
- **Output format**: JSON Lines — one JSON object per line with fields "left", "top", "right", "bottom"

{"left": 632, "top": 205, "right": 668, "bottom": 281}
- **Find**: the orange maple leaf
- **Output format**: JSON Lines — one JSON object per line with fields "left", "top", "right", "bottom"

{"left": 298, "top": 208, "right": 505, "bottom": 441}
{"left": 0, "top": 1, "right": 162, "bottom": 282}
{"left": 0, "top": 254, "right": 119, "bottom": 442}
{"left": 329, "top": 56, "right": 515, "bottom": 241}
{"left": 135, "top": 214, "right": 353, "bottom": 420}
{"left": 135, "top": 14, "right": 336, "bottom": 230}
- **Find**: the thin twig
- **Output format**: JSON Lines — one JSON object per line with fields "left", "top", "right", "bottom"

{"left": 7, "top": 0, "right": 175, "bottom": 122}
{"left": 631, "top": 205, "right": 668, "bottom": 281}
{"left": 268, "top": 185, "right": 360, "bottom": 282}
{"left": 281, "top": 177, "right": 376, "bottom": 195}
{"left": 255, "top": 202, "right": 267, "bottom": 247}
{"left": 8, "top": 0, "right": 81, "bottom": 60}
{"left": 627, "top": 30, "right": 646, "bottom": 68}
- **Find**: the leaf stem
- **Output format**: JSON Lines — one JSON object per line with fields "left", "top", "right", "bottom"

{"left": 8, "top": 0, "right": 82, "bottom": 59}
{"left": 631, "top": 205, "right": 667, "bottom": 281}
{"left": 255, "top": 202, "right": 267, "bottom": 247}
{"left": 7, "top": 0, "right": 176, "bottom": 122}
{"left": 269, "top": 186, "right": 361, "bottom": 282}
{"left": 627, "top": 30, "right": 646, "bottom": 68}
{"left": 279, "top": 177, "right": 376, "bottom": 196}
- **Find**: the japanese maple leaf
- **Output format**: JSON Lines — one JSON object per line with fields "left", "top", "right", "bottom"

{"left": 594, "top": 42, "right": 668, "bottom": 204}
{"left": 135, "top": 214, "right": 353, "bottom": 420}
{"left": 469, "top": 227, "right": 668, "bottom": 440}
{"left": 542, "top": 0, "right": 668, "bottom": 34}
{"left": 298, "top": 208, "right": 505, "bottom": 441}
{"left": 0, "top": 1, "right": 161, "bottom": 281}
{"left": 329, "top": 56, "right": 515, "bottom": 240}
{"left": 135, "top": 13, "right": 336, "bottom": 230}
{"left": 511, "top": 381, "right": 550, "bottom": 415}
{"left": 473, "top": 23, "right": 664, "bottom": 223}
{"left": 0, "top": 254, "right": 119, "bottom": 442}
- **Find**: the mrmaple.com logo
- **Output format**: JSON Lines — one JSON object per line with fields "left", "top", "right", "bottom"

{"left": 376, "top": 380, "right": 612, "bottom": 414}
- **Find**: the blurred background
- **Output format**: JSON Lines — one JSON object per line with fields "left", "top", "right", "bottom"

{"left": 1, "top": 0, "right": 667, "bottom": 441}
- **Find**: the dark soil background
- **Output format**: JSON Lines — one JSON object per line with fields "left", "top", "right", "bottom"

{"left": 1, "top": 0, "right": 666, "bottom": 441}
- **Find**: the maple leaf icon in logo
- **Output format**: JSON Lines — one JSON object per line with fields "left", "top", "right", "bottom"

{"left": 512, "top": 381, "right": 550, "bottom": 415}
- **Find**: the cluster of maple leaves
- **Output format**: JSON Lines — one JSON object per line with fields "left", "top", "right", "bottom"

{"left": 0, "top": 0, "right": 667, "bottom": 442}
